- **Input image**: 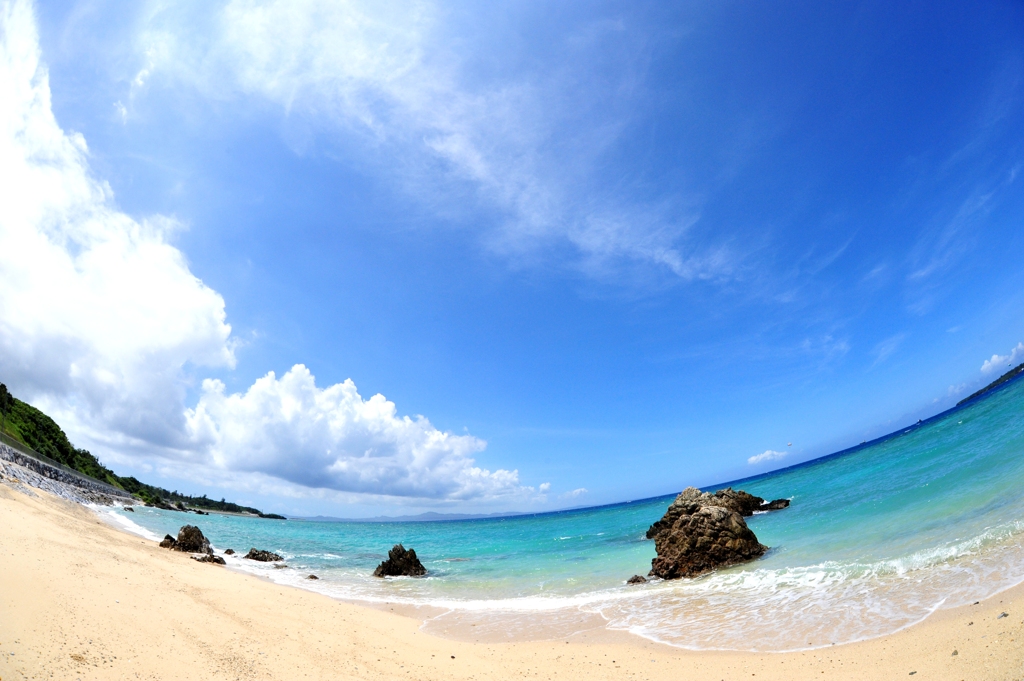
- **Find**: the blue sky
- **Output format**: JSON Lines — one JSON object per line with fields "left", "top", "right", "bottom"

{"left": 2, "top": 0, "right": 1023, "bottom": 516}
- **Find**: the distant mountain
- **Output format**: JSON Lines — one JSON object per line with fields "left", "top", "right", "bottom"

{"left": 0, "top": 383, "right": 281, "bottom": 518}
{"left": 957, "top": 361, "right": 1024, "bottom": 407}
{"left": 298, "top": 510, "right": 530, "bottom": 523}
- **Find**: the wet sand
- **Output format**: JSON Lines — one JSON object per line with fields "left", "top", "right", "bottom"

{"left": 1, "top": 475, "right": 1023, "bottom": 680}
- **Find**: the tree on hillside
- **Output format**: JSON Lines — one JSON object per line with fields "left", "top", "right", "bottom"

{"left": 0, "top": 383, "right": 13, "bottom": 437}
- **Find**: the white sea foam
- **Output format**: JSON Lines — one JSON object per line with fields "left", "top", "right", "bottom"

{"left": 231, "top": 516, "right": 1024, "bottom": 652}
{"left": 91, "top": 505, "right": 163, "bottom": 542}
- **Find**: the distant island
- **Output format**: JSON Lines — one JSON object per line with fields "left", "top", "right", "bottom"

{"left": 0, "top": 383, "right": 284, "bottom": 518}
{"left": 957, "top": 361, "right": 1024, "bottom": 407}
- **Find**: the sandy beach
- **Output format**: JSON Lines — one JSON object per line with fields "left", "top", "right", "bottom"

{"left": 2, "top": 479, "right": 1023, "bottom": 681}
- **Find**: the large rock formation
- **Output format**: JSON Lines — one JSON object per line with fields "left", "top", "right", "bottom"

{"left": 373, "top": 544, "right": 427, "bottom": 577}
{"left": 645, "top": 487, "right": 788, "bottom": 580}
{"left": 174, "top": 525, "right": 213, "bottom": 554}
{"left": 243, "top": 548, "right": 283, "bottom": 562}
{"left": 159, "top": 525, "right": 212, "bottom": 554}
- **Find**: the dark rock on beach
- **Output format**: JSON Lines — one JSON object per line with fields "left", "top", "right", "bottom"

{"left": 646, "top": 487, "right": 784, "bottom": 580}
{"left": 223, "top": 548, "right": 235, "bottom": 555}
{"left": 173, "top": 525, "right": 213, "bottom": 554}
{"left": 373, "top": 544, "right": 427, "bottom": 577}
{"left": 159, "top": 534, "right": 176, "bottom": 549}
{"left": 244, "top": 548, "right": 283, "bottom": 562}
{"left": 192, "top": 554, "right": 226, "bottom": 565}
{"left": 627, "top": 574, "right": 648, "bottom": 584}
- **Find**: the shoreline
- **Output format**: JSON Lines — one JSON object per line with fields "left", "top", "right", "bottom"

{"left": 4, "top": 463, "right": 1024, "bottom": 679}
{"left": 98, "top": 499, "right": 1024, "bottom": 654}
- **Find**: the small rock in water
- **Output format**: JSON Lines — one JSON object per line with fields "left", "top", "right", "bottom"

{"left": 373, "top": 544, "right": 427, "bottom": 577}
{"left": 124, "top": 506, "right": 134, "bottom": 512}
{"left": 273, "top": 564, "right": 288, "bottom": 569}
{"left": 223, "top": 548, "right": 235, "bottom": 555}
{"left": 244, "top": 548, "right": 283, "bottom": 562}
{"left": 307, "top": 574, "right": 319, "bottom": 580}
{"left": 192, "top": 554, "right": 226, "bottom": 565}
{"left": 626, "top": 575, "right": 648, "bottom": 584}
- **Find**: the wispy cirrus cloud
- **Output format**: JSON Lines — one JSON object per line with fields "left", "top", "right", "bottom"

{"left": 871, "top": 333, "right": 907, "bottom": 367}
{"left": 131, "top": 0, "right": 732, "bottom": 282}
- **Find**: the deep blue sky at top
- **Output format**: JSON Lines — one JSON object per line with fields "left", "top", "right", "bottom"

{"left": 27, "top": 0, "right": 1024, "bottom": 511}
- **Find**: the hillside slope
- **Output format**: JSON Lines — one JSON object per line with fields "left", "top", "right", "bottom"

{"left": 0, "top": 384, "right": 283, "bottom": 518}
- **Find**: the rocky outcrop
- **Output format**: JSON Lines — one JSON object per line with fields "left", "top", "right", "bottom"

{"left": 124, "top": 506, "right": 134, "bottom": 512}
{"left": 192, "top": 554, "right": 226, "bottom": 565}
{"left": 708, "top": 488, "right": 790, "bottom": 516}
{"left": 645, "top": 487, "right": 788, "bottom": 580}
{"left": 159, "top": 525, "right": 212, "bottom": 554}
{"left": 174, "top": 525, "right": 212, "bottom": 554}
{"left": 373, "top": 544, "right": 427, "bottom": 577}
{"left": 626, "top": 574, "right": 648, "bottom": 584}
{"left": 243, "top": 548, "right": 283, "bottom": 562}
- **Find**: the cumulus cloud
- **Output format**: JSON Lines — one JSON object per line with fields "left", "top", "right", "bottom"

{"left": 185, "top": 365, "right": 525, "bottom": 500}
{"left": 748, "top": 450, "right": 787, "bottom": 466}
{"left": 561, "top": 487, "right": 587, "bottom": 499}
{"left": 0, "top": 0, "right": 234, "bottom": 450}
{"left": 981, "top": 342, "right": 1024, "bottom": 374}
{"left": 0, "top": 0, "right": 530, "bottom": 504}
{"left": 134, "top": 0, "right": 728, "bottom": 280}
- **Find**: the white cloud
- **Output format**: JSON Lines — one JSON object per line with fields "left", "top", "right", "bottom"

{"left": 134, "top": 0, "right": 728, "bottom": 280}
{"left": 561, "top": 487, "right": 587, "bottom": 499}
{"left": 947, "top": 383, "right": 968, "bottom": 397}
{"left": 538, "top": 482, "right": 551, "bottom": 493}
{"left": 0, "top": 0, "right": 234, "bottom": 450}
{"left": 185, "top": 365, "right": 525, "bottom": 500}
{"left": 981, "top": 342, "right": 1024, "bottom": 375}
{"left": 0, "top": 0, "right": 530, "bottom": 504}
{"left": 871, "top": 332, "right": 906, "bottom": 367}
{"left": 748, "top": 449, "right": 787, "bottom": 466}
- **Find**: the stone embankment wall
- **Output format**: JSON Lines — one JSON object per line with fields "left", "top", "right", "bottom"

{"left": 0, "top": 442, "right": 133, "bottom": 502}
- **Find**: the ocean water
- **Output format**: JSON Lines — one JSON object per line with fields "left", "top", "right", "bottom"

{"left": 107, "top": 375, "right": 1024, "bottom": 651}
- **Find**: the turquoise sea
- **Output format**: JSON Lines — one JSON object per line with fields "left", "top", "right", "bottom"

{"left": 107, "top": 375, "right": 1024, "bottom": 651}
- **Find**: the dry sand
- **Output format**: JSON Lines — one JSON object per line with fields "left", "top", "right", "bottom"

{"left": 1, "top": 480, "right": 1023, "bottom": 680}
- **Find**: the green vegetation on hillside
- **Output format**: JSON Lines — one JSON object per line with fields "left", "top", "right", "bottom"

{"left": 0, "top": 383, "right": 284, "bottom": 518}
{"left": 957, "top": 362, "right": 1024, "bottom": 407}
